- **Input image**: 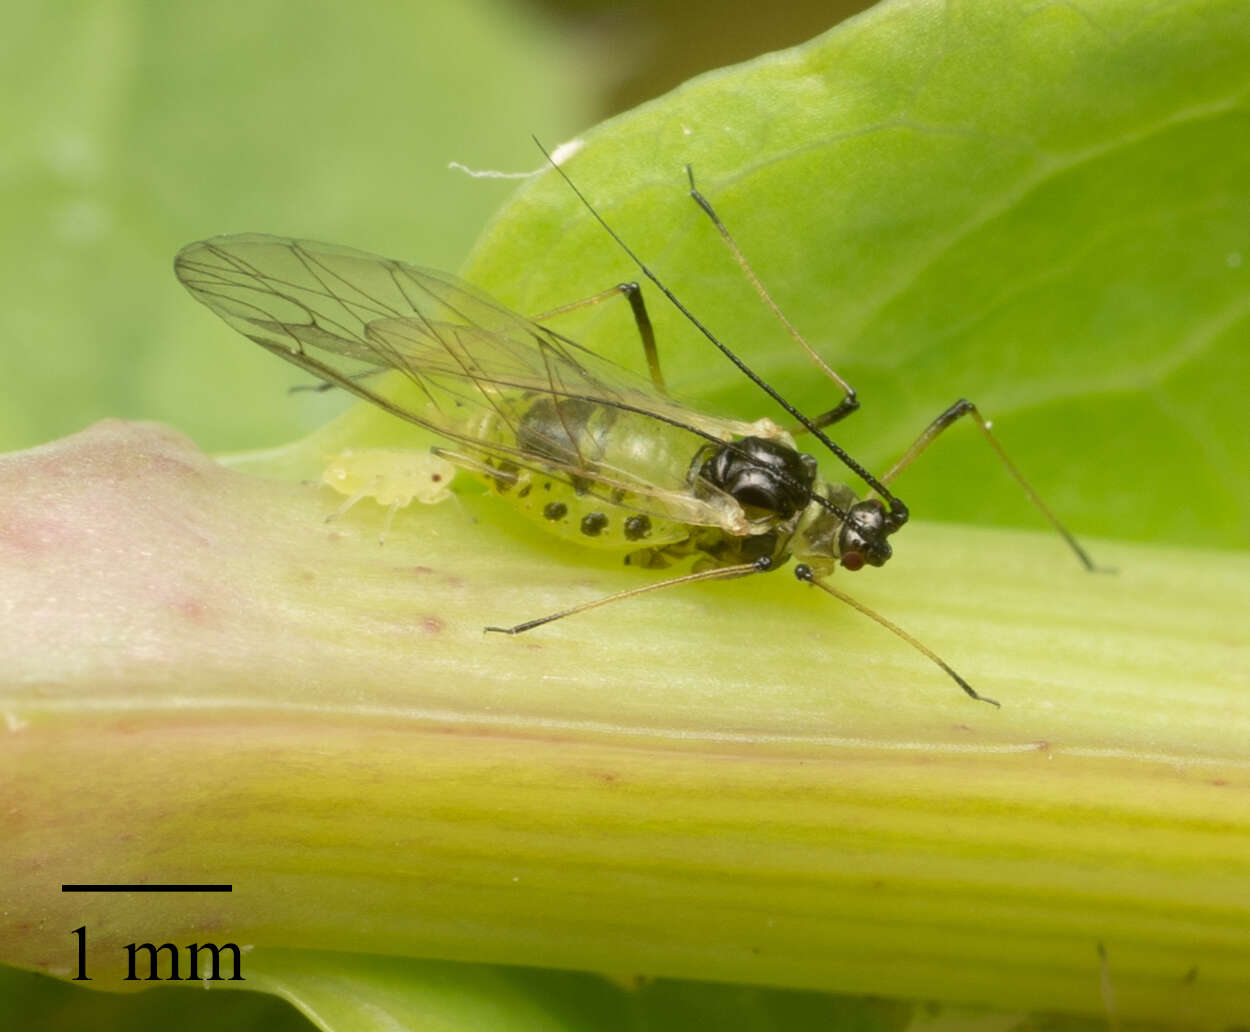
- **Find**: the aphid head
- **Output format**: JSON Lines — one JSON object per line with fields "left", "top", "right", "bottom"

{"left": 795, "top": 488, "right": 894, "bottom": 574}
{"left": 836, "top": 498, "right": 893, "bottom": 570}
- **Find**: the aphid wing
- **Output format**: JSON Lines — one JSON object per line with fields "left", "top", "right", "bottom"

{"left": 177, "top": 235, "right": 640, "bottom": 394}
{"left": 176, "top": 234, "right": 753, "bottom": 533}
{"left": 175, "top": 236, "right": 408, "bottom": 367}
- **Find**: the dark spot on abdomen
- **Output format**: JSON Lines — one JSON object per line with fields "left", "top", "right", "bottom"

{"left": 624, "top": 515, "right": 651, "bottom": 541}
{"left": 580, "top": 512, "right": 608, "bottom": 537}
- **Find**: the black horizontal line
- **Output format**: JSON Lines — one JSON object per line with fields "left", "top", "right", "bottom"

{"left": 60, "top": 884, "right": 232, "bottom": 893}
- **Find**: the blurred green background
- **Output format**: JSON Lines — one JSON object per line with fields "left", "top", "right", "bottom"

{"left": 1, "top": 0, "right": 864, "bottom": 455}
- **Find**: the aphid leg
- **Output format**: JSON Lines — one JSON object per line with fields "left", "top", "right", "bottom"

{"left": 486, "top": 557, "right": 773, "bottom": 634}
{"left": 292, "top": 379, "right": 337, "bottom": 394}
{"left": 326, "top": 489, "right": 370, "bottom": 524}
{"left": 289, "top": 368, "right": 388, "bottom": 395}
{"left": 685, "top": 166, "right": 859, "bottom": 428}
{"left": 880, "top": 399, "right": 1109, "bottom": 573}
{"left": 530, "top": 282, "right": 666, "bottom": 394}
{"left": 806, "top": 395, "right": 862, "bottom": 431}
{"left": 378, "top": 501, "right": 401, "bottom": 546}
{"left": 794, "top": 564, "right": 999, "bottom": 707}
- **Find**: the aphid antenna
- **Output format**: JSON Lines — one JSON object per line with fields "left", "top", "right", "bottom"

{"left": 794, "top": 564, "right": 999, "bottom": 707}
{"left": 533, "top": 137, "right": 911, "bottom": 533}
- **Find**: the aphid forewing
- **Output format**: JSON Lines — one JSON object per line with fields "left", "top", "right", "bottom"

{"left": 176, "top": 235, "right": 759, "bottom": 534}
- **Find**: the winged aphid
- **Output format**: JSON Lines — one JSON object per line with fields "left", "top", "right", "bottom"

{"left": 175, "top": 156, "right": 1102, "bottom": 706}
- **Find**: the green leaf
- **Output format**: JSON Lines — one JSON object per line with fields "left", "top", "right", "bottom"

{"left": 240, "top": 952, "right": 623, "bottom": 1032}
{"left": 454, "top": 0, "right": 1250, "bottom": 550}
{"left": 240, "top": 952, "right": 915, "bottom": 1032}
{"left": 0, "top": 960, "right": 308, "bottom": 1032}
{"left": 0, "top": 953, "right": 916, "bottom": 1032}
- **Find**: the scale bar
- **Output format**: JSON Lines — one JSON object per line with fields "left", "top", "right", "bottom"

{"left": 61, "top": 884, "right": 232, "bottom": 893}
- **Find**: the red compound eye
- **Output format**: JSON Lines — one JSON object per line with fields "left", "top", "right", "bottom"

{"left": 841, "top": 551, "right": 865, "bottom": 571}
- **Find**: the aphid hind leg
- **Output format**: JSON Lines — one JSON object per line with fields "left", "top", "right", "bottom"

{"left": 685, "top": 166, "right": 858, "bottom": 426}
{"left": 530, "top": 282, "right": 666, "bottom": 394}
{"left": 881, "top": 399, "right": 1109, "bottom": 573}
{"left": 486, "top": 557, "right": 773, "bottom": 634}
{"left": 289, "top": 367, "right": 387, "bottom": 395}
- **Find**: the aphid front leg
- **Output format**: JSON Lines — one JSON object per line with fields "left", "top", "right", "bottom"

{"left": 685, "top": 166, "right": 859, "bottom": 429}
{"left": 530, "top": 281, "right": 666, "bottom": 394}
{"left": 879, "top": 400, "right": 1110, "bottom": 573}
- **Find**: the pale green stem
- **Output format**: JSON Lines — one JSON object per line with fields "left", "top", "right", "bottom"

{"left": 1, "top": 421, "right": 1247, "bottom": 1025}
